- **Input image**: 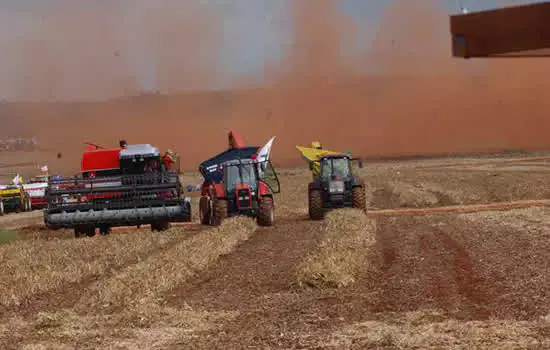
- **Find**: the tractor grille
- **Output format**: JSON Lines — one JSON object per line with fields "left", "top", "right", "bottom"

{"left": 329, "top": 194, "right": 344, "bottom": 202}
{"left": 237, "top": 189, "right": 251, "bottom": 208}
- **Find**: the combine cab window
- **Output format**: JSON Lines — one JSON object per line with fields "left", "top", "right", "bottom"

{"left": 120, "top": 156, "right": 160, "bottom": 175}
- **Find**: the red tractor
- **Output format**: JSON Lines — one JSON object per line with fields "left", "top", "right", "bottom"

{"left": 44, "top": 140, "right": 191, "bottom": 237}
{"left": 198, "top": 131, "right": 280, "bottom": 226}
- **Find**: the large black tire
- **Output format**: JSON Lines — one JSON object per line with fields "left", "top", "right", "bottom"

{"left": 185, "top": 200, "right": 192, "bottom": 222}
{"left": 199, "top": 196, "right": 210, "bottom": 225}
{"left": 308, "top": 189, "right": 324, "bottom": 220}
{"left": 151, "top": 221, "right": 170, "bottom": 232}
{"left": 212, "top": 199, "right": 227, "bottom": 226}
{"left": 86, "top": 228, "right": 96, "bottom": 237}
{"left": 352, "top": 186, "right": 367, "bottom": 212}
{"left": 257, "top": 196, "right": 274, "bottom": 227}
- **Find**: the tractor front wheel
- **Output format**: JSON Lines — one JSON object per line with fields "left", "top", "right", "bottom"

{"left": 212, "top": 199, "right": 227, "bottom": 226}
{"left": 199, "top": 196, "right": 211, "bottom": 225}
{"left": 352, "top": 186, "right": 366, "bottom": 212}
{"left": 308, "top": 189, "right": 324, "bottom": 220}
{"left": 258, "top": 196, "right": 274, "bottom": 226}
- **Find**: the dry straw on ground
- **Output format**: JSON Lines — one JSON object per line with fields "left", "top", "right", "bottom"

{"left": 79, "top": 217, "right": 258, "bottom": 311}
{"left": 0, "top": 230, "right": 185, "bottom": 307}
{"left": 22, "top": 306, "right": 239, "bottom": 349}
{"left": 324, "top": 309, "right": 549, "bottom": 349}
{"left": 4, "top": 218, "right": 258, "bottom": 349}
{"left": 296, "top": 208, "right": 376, "bottom": 288}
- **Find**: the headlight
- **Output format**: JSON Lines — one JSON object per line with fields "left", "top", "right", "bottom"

{"left": 329, "top": 180, "right": 344, "bottom": 193}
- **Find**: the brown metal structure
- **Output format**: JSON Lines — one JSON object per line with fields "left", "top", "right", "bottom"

{"left": 450, "top": 2, "right": 550, "bottom": 58}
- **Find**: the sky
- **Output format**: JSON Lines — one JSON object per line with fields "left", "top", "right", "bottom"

{"left": 0, "top": 0, "right": 546, "bottom": 100}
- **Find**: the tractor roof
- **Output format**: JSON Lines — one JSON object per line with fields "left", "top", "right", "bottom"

{"left": 319, "top": 153, "right": 351, "bottom": 160}
{"left": 119, "top": 144, "right": 159, "bottom": 159}
{"left": 199, "top": 146, "right": 259, "bottom": 183}
{"left": 223, "top": 158, "right": 257, "bottom": 166}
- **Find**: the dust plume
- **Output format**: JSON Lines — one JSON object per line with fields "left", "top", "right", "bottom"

{"left": 1, "top": 1, "right": 224, "bottom": 169}
{"left": 3, "top": 0, "right": 550, "bottom": 174}
{"left": 225, "top": 0, "right": 550, "bottom": 165}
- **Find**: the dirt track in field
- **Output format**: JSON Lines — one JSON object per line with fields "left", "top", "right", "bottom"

{"left": 1, "top": 155, "right": 550, "bottom": 348}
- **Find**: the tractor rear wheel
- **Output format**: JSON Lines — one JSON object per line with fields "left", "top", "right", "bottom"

{"left": 212, "top": 199, "right": 227, "bottom": 226}
{"left": 258, "top": 196, "right": 274, "bottom": 226}
{"left": 199, "top": 196, "right": 210, "bottom": 225}
{"left": 308, "top": 189, "right": 324, "bottom": 220}
{"left": 352, "top": 186, "right": 366, "bottom": 212}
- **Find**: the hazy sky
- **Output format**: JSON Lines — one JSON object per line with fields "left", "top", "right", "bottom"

{"left": 0, "top": 0, "right": 545, "bottom": 100}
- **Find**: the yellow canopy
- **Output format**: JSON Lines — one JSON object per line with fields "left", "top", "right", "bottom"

{"left": 296, "top": 145, "right": 343, "bottom": 176}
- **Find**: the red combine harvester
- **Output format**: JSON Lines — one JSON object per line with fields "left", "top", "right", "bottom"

{"left": 44, "top": 140, "right": 191, "bottom": 237}
{"left": 198, "top": 131, "right": 280, "bottom": 226}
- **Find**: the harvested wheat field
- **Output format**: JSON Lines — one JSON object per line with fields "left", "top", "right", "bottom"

{"left": 1, "top": 153, "right": 550, "bottom": 349}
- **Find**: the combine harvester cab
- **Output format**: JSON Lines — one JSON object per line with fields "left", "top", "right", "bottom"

{"left": 44, "top": 141, "right": 192, "bottom": 237}
{"left": 296, "top": 142, "right": 366, "bottom": 220}
{"left": 198, "top": 131, "right": 280, "bottom": 226}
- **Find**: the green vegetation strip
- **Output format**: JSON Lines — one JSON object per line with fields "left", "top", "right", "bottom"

{"left": 0, "top": 230, "right": 18, "bottom": 244}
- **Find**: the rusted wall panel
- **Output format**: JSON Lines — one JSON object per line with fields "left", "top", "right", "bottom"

{"left": 450, "top": 2, "right": 550, "bottom": 57}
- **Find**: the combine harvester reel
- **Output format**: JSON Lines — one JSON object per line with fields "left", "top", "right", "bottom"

{"left": 44, "top": 140, "right": 192, "bottom": 237}
{"left": 198, "top": 131, "right": 280, "bottom": 227}
{"left": 296, "top": 141, "right": 366, "bottom": 220}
